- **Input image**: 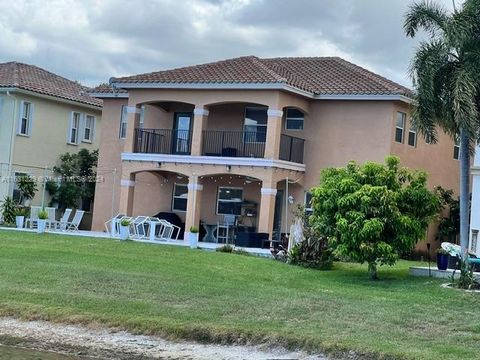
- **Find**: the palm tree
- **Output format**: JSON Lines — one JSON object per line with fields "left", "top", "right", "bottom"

{"left": 404, "top": 0, "right": 480, "bottom": 257}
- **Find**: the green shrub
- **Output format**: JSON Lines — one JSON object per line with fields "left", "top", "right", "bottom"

{"left": 15, "top": 207, "right": 30, "bottom": 217}
{"left": 120, "top": 218, "right": 131, "bottom": 226}
{"left": 0, "top": 197, "right": 17, "bottom": 225}
{"left": 38, "top": 210, "right": 49, "bottom": 220}
{"left": 216, "top": 244, "right": 234, "bottom": 253}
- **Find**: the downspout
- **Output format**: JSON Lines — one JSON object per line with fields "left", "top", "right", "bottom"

{"left": 5, "top": 91, "right": 17, "bottom": 190}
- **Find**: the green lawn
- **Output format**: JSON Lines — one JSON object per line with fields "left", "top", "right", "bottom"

{"left": 0, "top": 230, "right": 479, "bottom": 360}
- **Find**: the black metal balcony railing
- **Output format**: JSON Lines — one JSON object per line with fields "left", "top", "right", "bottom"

{"left": 279, "top": 134, "right": 305, "bottom": 163}
{"left": 134, "top": 128, "right": 192, "bottom": 155}
{"left": 133, "top": 128, "right": 305, "bottom": 163}
{"left": 202, "top": 130, "right": 266, "bottom": 158}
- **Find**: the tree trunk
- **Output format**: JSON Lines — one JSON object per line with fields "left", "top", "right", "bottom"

{"left": 368, "top": 262, "right": 378, "bottom": 280}
{"left": 459, "top": 127, "right": 470, "bottom": 259}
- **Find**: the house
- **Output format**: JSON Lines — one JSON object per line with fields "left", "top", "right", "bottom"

{"left": 90, "top": 56, "right": 459, "bottom": 252}
{"left": 0, "top": 62, "right": 102, "bottom": 216}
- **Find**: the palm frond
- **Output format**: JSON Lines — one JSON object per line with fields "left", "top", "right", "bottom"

{"left": 404, "top": 0, "right": 450, "bottom": 38}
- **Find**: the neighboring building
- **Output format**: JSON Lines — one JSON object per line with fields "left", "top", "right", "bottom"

{"left": 90, "top": 56, "right": 459, "bottom": 252}
{"left": 469, "top": 146, "right": 480, "bottom": 257}
{"left": 0, "top": 62, "right": 103, "bottom": 215}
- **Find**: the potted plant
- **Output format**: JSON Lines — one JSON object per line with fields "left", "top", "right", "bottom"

{"left": 436, "top": 247, "right": 450, "bottom": 271}
{"left": 119, "top": 218, "right": 131, "bottom": 241}
{"left": 189, "top": 226, "right": 199, "bottom": 249}
{"left": 37, "top": 209, "right": 49, "bottom": 234}
{"left": 15, "top": 207, "right": 29, "bottom": 229}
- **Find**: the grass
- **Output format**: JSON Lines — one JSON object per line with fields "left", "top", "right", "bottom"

{"left": 0, "top": 230, "right": 479, "bottom": 360}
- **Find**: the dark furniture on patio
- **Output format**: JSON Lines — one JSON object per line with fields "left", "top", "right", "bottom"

{"left": 235, "top": 231, "right": 269, "bottom": 248}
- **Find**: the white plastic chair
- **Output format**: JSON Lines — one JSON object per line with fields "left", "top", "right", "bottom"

{"left": 45, "top": 207, "right": 56, "bottom": 230}
{"left": 65, "top": 210, "right": 85, "bottom": 231}
{"left": 25, "top": 206, "right": 41, "bottom": 229}
{"left": 52, "top": 208, "right": 72, "bottom": 231}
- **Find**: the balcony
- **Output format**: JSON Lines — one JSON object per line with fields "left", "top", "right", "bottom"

{"left": 133, "top": 128, "right": 305, "bottom": 163}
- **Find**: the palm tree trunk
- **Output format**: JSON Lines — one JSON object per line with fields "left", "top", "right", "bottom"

{"left": 459, "top": 126, "right": 470, "bottom": 258}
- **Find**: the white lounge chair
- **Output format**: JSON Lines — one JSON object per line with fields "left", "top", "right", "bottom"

{"left": 45, "top": 207, "right": 56, "bottom": 230}
{"left": 64, "top": 210, "right": 85, "bottom": 231}
{"left": 25, "top": 206, "right": 41, "bottom": 229}
{"left": 52, "top": 209, "right": 72, "bottom": 231}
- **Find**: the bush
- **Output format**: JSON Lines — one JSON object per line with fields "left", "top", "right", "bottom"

{"left": 311, "top": 156, "right": 440, "bottom": 279}
{"left": 0, "top": 197, "right": 17, "bottom": 225}
{"left": 216, "top": 244, "right": 234, "bottom": 253}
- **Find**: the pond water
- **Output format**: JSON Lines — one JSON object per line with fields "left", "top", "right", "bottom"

{"left": 0, "top": 345, "right": 80, "bottom": 359}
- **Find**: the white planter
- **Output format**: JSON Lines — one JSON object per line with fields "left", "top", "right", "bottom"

{"left": 37, "top": 219, "right": 46, "bottom": 234}
{"left": 188, "top": 232, "right": 199, "bottom": 249}
{"left": 119, "top": 225, "right": 130, "bottom": 240}
{"left": 15, "top": 216, "right": 25, "bottom": 229}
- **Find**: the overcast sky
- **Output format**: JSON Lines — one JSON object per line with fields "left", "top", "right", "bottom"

{"left": 0, "top": 0, "right": 455, "bottom": 88}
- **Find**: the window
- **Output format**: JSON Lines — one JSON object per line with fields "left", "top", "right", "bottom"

{"left": 217, "top": 187, "right": 243, "bottom": 215}
{"left": 119, "top": 105, "right": 128, "bottom": 139}
{"left": 68, "top": 112, "right": 81, "bottom": 144}
{"left": 395, "top": 112, "right": 406, "bottom": 143}
{"left": 408, "top": 123, "right": 417, "bottom": 147}
{"left": 83, "top": 115, "right": 95, "bottom": 142}
{"left": 18, "top": 101, "right": 33, "bottom": 136}
{"left": 244, "top": 107, "right": 267, "bottom": 143}
{"left": 454, "top": 138, "right": 460, "bottom": 160}
{"left": 304, "top": 191, "right": 313, "bottom": 216}
{"left": 172, "top": 184, "right": 188, "bottom": 212}
{"left": 285, "top": 108, "right": 304, "bottom": 130}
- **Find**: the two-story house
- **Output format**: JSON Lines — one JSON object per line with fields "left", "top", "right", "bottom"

{"left": 0, "top": 62, "right": 102, "bottom": 215}
{"left": 91, "top": 56, "right": 459, "bottom": 252}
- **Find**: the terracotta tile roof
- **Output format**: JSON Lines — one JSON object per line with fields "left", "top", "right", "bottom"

{"left": 111, "top": 55, "right": 412, "bottom": 97}
{"left": 89, "top": 83, "right": 128, "bottom": 94}
{"left": 0, "top": 62, "right": 102, "bottom": 107}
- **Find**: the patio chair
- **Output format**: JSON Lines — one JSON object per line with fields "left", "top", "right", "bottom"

{"left": 217, "top": 215, "right": 236, "bottom": 244}
{"left": 52, "top": 208, "right": 72, "bottom": 231}
{"left": 45, "top": 207, "right": 56, "bottom": 230}
{"left": 64, "top": 210, "right": 85, "bottom": 231}
{"left": 104, "top": 214, "right": 126, "bottom": 237}
{"left": 25, "top": 206, "right": 41, "bottom": 229}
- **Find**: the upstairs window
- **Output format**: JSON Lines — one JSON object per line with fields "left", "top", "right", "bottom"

{"left": 285, "top": 108, "right": 304, "bottom": 130}
{"left": 217, "top": 187, "right": 243, "bottom": 215}
{"left": 119, "top": 105, "right": 128, "bottom": 139}
{"left": 304, "top": 191, "right": 313, "bottom": 216}
{"left": 244, "top": 107, "right": 267, "bottom": 143}
{"left": 408, "top": 123, "right": 417, "bottom": 147}
{"left": 68, "top": 112, "right": 81, "bottom": 144}
{"left": 453, "top": 138, "right": 460, "bottom": 160}
{"left": 395, "top": 112, "right": 406, "bottom": 143}
{"left": 18, "top": 101, "right": 33, "bottom": 136}
{"left": 172, "top": 183, "right": 188, "bottom": 212}
{"left": 83, "top": 115, "right": 95, "bottom": 142}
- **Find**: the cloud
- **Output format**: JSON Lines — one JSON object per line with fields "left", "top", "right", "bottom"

{"left": 0, "top": 0, "right": 454, "bottom": 87}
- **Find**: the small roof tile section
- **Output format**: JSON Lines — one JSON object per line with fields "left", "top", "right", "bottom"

{"left": 0, "top": 62, "right": 102, "bottom": 107}
{"left": 111, "top": 56, "right": 412, "bottom": 97}
{"left": 90, "top": 83, "right": 128, "bottom": 94}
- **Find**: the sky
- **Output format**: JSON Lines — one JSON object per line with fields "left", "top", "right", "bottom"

{"left": 0, "top": 0, "right": 455, "bottom": 88}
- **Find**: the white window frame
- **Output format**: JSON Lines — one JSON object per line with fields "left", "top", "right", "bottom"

{"left": 172, "top": 183, "right": 188, "bottom": 212}
{"left": 216, "top": 186, "right": 243, "bottom": 216}
{"left": 119, "top": 105, "right": 128, "bottom": 139}
{"left": 139, "top": 105, "right": 145, "bottom": 129}
{"left": 68, "top": 111, "right": 81, "bottom": 145}
{"left": 408, "top": 123, "right": 417, "bottom": 147}
{"left": 17, "top": 101, "right": 33, "bottom": 136}
{"left": 285, "top": 108, "right": 304, "bottom": 131}
{"left": 83, "top": 114, "right": 95, "bottom": 143}
{"left": 454, "top": 138, "right": 460, "bottom": 160}
{"left": 243, "top": 106, "right": 268, "bottom": 144}
{"left": 304, "top": 191, "right": 313, "bottom": 215}
{"left": 395, "top": 112, "right": 406, "bottom": 143}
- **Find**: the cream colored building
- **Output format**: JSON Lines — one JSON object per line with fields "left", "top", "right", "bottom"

{"left": 91, "top": 56, "right": 459, "bottom": 253}
{"left": 0, "top": 62, "right": 102, "bottom": 213}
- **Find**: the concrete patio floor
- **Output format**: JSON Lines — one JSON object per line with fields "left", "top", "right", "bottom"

{"left": 0, "top": 227, "right": 273, "bottom": 258}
